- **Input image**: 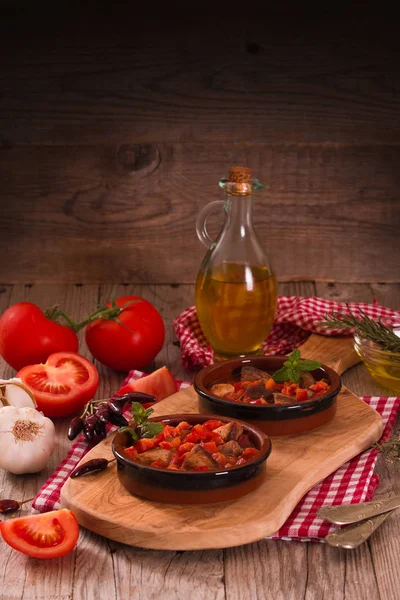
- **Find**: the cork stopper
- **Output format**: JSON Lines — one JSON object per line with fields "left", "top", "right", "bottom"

{"left": 228, "top": 166, "right": 252, "bottom": 184}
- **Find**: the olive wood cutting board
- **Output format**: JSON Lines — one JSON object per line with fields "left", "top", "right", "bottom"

{"left": 61, "top": 335, "right": 383, "bottom": 550}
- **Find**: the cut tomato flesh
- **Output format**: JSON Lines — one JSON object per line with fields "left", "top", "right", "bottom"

{"left": 14, "top": 517, "right": 66, "bottom": 548}
{"left": 0, "top": 509, "right": 79, "bottom": 559}
{"left": 25, "top": 357, "right": 90, "bottom": 395}
{"left": 17, "top": 352, "right": 99, "bottom": 417}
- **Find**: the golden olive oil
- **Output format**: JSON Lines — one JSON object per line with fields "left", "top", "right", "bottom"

{"left": 195, "top": 262, "right": 277, "bottom": 359}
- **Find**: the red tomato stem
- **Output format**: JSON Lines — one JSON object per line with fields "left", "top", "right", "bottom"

{"left": 45, "top": 299, "right": 142, "bottom": 333}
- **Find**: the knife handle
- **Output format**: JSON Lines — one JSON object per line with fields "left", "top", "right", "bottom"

{"left": 317, "top": 495, "right": 400, "bottom": 525}
{"left": 324, "top": 510, "right": 393, "bottom": 549}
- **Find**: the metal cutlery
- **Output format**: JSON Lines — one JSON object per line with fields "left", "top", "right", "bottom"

{"left": 324, "top": 511, "right": 393, "bottom": 549}
{"left": 317, "top": 495, "right": 400, "bottom": 525}
{"left": 317, "top": 495, "right": 400, "bottom": 549}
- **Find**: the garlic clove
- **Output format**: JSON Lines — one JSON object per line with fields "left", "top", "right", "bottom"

{"left": 0, "top": 379, "right": 36, "bottom": 409}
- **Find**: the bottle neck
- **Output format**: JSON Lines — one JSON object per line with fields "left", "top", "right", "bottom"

{"left": 225, "top": 194, "right": 254, "bottom": 235}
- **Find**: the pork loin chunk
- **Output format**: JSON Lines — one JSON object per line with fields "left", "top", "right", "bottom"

{"left": 219, "top": 440, "right": 243, "bottom": 457}
{"left": 210, "top": 383, "right": 235, "bottom": 398}
{"left": 137, "top": 448, "right": 173, "bottom": 465}
{"left": 241, "top": 366, "right": 271, "bottom": 383}
{"left": 213, "top": 421, "right": 243, "bottom": 441}
{"left": 182, "top": 445, "right": 218, "bottom": 470}
{"left": 299, "top": 372, "right": 316, "bottom": 388}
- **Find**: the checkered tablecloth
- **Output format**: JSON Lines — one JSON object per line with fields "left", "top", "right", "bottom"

{"left": 32, "top": 371, "right": 399, "bottom": 542}
{"left": 172, "top": 296, "right": 400, "bottom": 371}
{"left": 33, "top": 296, "right": 400, "bottom": 541}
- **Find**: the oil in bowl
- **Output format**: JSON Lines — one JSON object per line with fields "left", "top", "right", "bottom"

{"left": 354, "top": 331, "right": 400, "bottom": 393}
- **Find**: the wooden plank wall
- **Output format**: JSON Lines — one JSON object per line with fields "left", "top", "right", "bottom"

{"left": 0, "top": 12, "right": 399, "bottom": 284}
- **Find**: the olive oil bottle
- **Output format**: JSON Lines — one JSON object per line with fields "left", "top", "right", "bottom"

{"left": 195, "top": 167, "right": 278, "bottom": 360}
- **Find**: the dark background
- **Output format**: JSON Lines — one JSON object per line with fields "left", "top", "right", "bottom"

{"left": 1, "top": 9, "right": 399, "bottom": 284}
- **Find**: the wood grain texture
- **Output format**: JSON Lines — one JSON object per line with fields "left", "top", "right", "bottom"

{"left": 0, "top": 282, "right": 398, "bottom": 600}
{"left": 60, "top": 380, "right": 383, "bottom": 550}
{"left": 1, "top": 15, "right": 399, "bottom": 145}
{"left": 1, "top": 144, "right": 399, "bottom": 284}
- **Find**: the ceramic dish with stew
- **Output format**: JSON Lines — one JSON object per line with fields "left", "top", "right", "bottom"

{"left": 112, "top": 414, "right": 271, "bottom": 504}
{"left": 194, "top": 356, "right": 342, "bottom": 436}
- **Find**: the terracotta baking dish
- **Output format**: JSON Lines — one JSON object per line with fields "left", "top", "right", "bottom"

{"left": 194, "top": 356, "right": 342, "bottom": 436}
{"left": 112, "top": 413, "right": 272, "bottom": 504}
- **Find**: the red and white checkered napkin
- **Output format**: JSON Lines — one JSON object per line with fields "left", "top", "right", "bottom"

{"left": 172, "top": 296, "right": 400, "bottom": 371}
{"left": 32, "top": 369, "right": 399, "bottom": 543}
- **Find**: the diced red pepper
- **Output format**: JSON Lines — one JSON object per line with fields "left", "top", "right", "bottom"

{"left": 266, "top": 378, "right": 284, "bottom": 390}
{"left": 150, "top": 459, "right": 168, "bottom": 469}
{"left": 193, "top": 466, "right": 209, "bottom": 471}
{"left": 234, "top": 382, "right": 244, "bottom": 391}
{"left": 175, "top": 421, "right": 192, "bottom": 434}
{"left": 212, "top": 452, "right": 229, "bottom": 468}
{"left": 177, "top": 442, "right": 196, "bottom": 456}
{"left": 135, "top": 438, "right": 158, "bottom": 453}
{"left": 241, "top": 447, "right": 259, "bottom": 459}
{"left": 201, "top": 441, "right": 218, "bottom": 454}
{"left": 125, "top": 446, "right": 139, "bottom": 458}
{"left": 162, "top": 425, "right": 176, "bottom": 439}
{"left": 295, "top": 387, "right": 309, "bottom": 402}
{"left": 170, "top": 437, "right": 181, "bottom": 449}
{"left": 192, "top": 424, "right": 209, "bottom": 440}
{"left": 282, "top": 382, "right": 298, "bottom": 397}
{"left": 203, "top": 419, "right": 225, "bottom": 431}
{"left": 159, "top": 441, "right": 173, "bottom": 450}
{"left": 184, "top": 431, "right": 200, "bottom": 444}
{"left": 209, "top": 431, "right": 224, "bottom": 445}
{"left": 310, "top": 380, "right": 329, "bottom": 394}
{"left": 235, "top": 457, "right": 246, "bottom": 465}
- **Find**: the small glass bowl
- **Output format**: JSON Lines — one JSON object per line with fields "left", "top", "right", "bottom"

{"left": 354, "top": 331, "right": 400, "bottom": 393}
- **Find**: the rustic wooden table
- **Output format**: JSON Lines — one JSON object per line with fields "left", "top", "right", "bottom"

{"left": 0, "top": 282, "right": 399, "bottom": 600}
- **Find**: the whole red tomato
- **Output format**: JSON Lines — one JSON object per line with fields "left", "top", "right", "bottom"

{"left": 85, "top": 296, "right": 165, "bottom": 372}
{"left": 0, "top": 302, "right": 79, "bottom": 371}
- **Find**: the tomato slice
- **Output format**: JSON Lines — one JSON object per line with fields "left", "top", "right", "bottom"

{"left": 117, "top": 366, "right": 177, "bottom": 403}
{"left": 0, "top": 509, "right": 79, "bottom": 559}
{"left": 17, "top": 352, "right": 99, "bottom": 417}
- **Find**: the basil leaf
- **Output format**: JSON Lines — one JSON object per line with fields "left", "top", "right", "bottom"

{"left": 131, "top": 402, "right": 153, "bottom": 426}
{"left": 272, "top": 367, "right": 290, "bottom": 382}
{"left": 288, "top": 367, "right": 301, "bottom": 383}
{"left": 299, "top": 359, "right": 321, "bottom": 371}
{"left": 140, "top": 422, "right": 164, "bottom": 439}
{"left": 118, "top": 426, "right": 138, "bottom": 442}
{"left": 291, "top": 349, "right": 301, "bottom": 361}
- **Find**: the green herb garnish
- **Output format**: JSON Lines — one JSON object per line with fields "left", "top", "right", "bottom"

{"left": 373, "top": 427, "right": 400, "bottom": 465}
{"left": 317, "top": 307, "right": 400, "bottom": 353}
{"left": 118, "top": 426, "right": 138, "bottom": 442}
{"left": 273, "top": 349, "right": 321, "bottom": 383}
{"left": 118, "top": 401, "right": 164, "bottom": 441}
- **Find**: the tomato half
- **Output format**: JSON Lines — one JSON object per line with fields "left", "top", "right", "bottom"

{"left": 85, "top": 295, "right": 165, "bottom": 372}
{"left": 117, "top": 366, "right": 177, "bottom": 402}
{"left": 0, "top": 509, "right": 79, "bottom": 559}
{"left": 17, "top": 352, "right": 99, "bottom": 417}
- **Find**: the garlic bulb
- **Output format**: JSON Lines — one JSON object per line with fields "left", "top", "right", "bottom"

{"left": 0, "top": 378, "right": 36, "bottom": 409}
{"left": 0, "top": 406, "right": 55, "bottom": 474}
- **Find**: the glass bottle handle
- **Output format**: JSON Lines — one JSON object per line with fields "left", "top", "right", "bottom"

{"left": 195, "top": 201, "right": 225, "bottom": 248}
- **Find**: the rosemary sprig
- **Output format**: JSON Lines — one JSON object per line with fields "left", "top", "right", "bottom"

{"left": 373, "top": 428, "right": 400, "bottom": 465}
{"left": 317, "top": 307, "right": 400, "bottom": 353}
